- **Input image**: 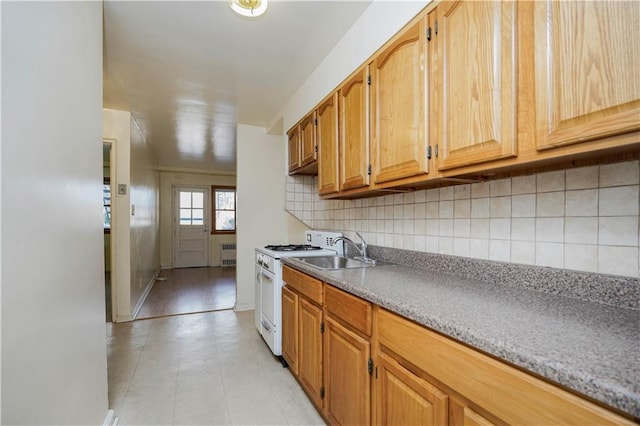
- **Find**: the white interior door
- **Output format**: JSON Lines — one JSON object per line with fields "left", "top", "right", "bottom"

{"left": 174, "top": 187, "right": 209, "bottom": 268}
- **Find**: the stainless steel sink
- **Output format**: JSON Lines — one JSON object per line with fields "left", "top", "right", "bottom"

{"left": 294, "top": 256, "right": 375, "bottom": 270}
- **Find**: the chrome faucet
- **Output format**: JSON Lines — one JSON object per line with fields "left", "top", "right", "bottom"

{"left": 331, "top": 232, "right": 373, "bottom": 263}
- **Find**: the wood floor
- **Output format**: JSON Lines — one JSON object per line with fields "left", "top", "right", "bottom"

{"left": 136, "top": 267, "right": 236, "bottom": 320}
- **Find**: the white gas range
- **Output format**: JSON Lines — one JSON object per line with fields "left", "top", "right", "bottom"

{"left": 255, "top": 230, "right": 343, "bottom": 357}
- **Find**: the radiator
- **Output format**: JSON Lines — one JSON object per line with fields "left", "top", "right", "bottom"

{"left": 220, "top": 243, "right": 237, "bottom": 267}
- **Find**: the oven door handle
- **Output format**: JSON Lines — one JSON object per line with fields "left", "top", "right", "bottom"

{"left": 261, "top": 271, "right": 273, "bottom": 281}
{"left": 261, "top": 320, "right": 272, "bottom": 332}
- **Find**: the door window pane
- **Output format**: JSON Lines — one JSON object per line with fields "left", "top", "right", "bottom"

{"left": 192, "top": 192, "right": 204, "bottom": 209}
{"left": 180, "top": 192, "right": 192, "bottom": 208}
{"left": 192, "top": 208, "right": 204, "bottom": 225}
{"left": 180, "top": 208, "right": 192, "bottom": 225}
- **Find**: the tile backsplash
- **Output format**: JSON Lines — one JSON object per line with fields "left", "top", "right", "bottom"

{"left": 286, "top": 160, "right": 640, "bottom": 279}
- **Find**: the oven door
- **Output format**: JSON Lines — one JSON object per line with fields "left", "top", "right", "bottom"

{"left": 259, "top": 267, "right": 280, "bottom": 355}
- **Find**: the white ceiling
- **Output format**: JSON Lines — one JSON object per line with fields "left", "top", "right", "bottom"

{"left": 103, "top": 1, "right": 372, "bottom": 173}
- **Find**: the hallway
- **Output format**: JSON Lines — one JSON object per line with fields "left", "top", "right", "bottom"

{"left": 137, "top": 267, "right": 236, "bottom": 320}
{"left": 107, "top": 310, "right": 324, "bottom": 425}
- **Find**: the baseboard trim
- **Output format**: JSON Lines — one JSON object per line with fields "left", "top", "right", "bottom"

{"left": 103, "top": 409, "right": 118, "bottom": 426}
{"left": 132, "top": 269, "right": 162, "bottom": 320}
{"left": 115, "top": 313, "right": 134, "bottom": 322}
{"left": 233, "top": 302, "right": 254, "bottom": 312}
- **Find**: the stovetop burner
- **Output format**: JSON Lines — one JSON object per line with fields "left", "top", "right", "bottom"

{"left": 264, "top": 244, "right": 322, "bottom": 252}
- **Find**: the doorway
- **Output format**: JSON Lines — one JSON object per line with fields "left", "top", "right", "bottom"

{"left": 173, "top": 187, "right": 210, "bottom": 268}
{"left": 103, "top": 142, "right": 114, "bottom": 322}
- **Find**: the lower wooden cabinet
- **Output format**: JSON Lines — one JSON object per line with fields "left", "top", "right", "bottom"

{"left": 282, "top": 267, "right": 633, "bottom": 426}
{"left": 324, "top": 316, "right": 371, "bottom": 425}
{"left": 282, "top": 266, "right": 325, "bottom": 410}
{"left": 374, "top": 351, "right": 448, "bottom": 426}
{"left": 281, "top": 285, "right": 298, "bottom": 375}
{"left": 298, "top": 297, "right": 324, "bottom": 408}
{"left": 376, "top": 307, "right": 633, "bottom": 426}
{"left": 449, "top": 400, "right": 498, "bottom": 426}
{"left": 324, "top": 284, "right": 373, "bottom": 425}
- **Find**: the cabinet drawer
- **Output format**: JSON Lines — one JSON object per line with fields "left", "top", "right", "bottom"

{"left": 376, "top": 308, "right": 632, "bottom": 425}
{"left": 324, "top": 284, "right": 372, "bottom": 336}
{"left": 283, "top": 266, "right": 323, "bottom": 305}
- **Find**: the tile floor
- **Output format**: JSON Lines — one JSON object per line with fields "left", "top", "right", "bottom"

{"left": 107, "top": 310, "right": 325, "bottom": 425}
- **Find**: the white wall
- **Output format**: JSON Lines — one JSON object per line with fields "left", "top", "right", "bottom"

{"left": 103, "top": 109, "right": 161, "bottom": 320}
{"left": 1, "top": 2, "right": 108, "bottom": 424}
{"left": 159, "top": 170, "right": 236, "bottom": 268}
{"left": 103, "top": 109, "right": 133, "bottom": 321}
{"left": 129, "top": 118, "right": 161, "bottom": 312}
{"left": 273, "top": 1, "right": 429, "bottom": 132}
{"left": 236, "top": 124, "right": 308, "bottom": 310}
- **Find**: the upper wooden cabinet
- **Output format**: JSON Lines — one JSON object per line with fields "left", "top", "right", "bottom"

{"left": 533, "top": 1, "right": 640, "bottom": 151}
{"left": 289, "top": 0, "right": 640, "bottom": 195}
{"left": 287, "top": 126, "right": 301, "bottom": 172}
{"left": 433, "top": 0, "right": 518, "bottom": 171}
{"left": 370, "top": 18, "right": 430, "bottom": 184}
{"left": 317, "top": 93, "right": 340, "bottom": 195}
{"left": 288, "top": 111, "right": 318, "bottom": 175}
{"left": 300, "top": 112, "right": 317, "bottom": 167}
{"left": 339, "top": 66, "right": 370, "bottom": 191}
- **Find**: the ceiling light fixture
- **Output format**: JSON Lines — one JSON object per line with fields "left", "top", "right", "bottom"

{"left": 228, "top": 0, "right": 268, "bottom": 18}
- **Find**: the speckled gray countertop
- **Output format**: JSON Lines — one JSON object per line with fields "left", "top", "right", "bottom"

{"left": 281, "top": 258, "right": 640, "bottom": 419}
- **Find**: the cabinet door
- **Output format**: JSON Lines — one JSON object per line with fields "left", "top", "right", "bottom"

{"left": 288, "top": 127, "right": 301, "bottom": 172}
{"left": 435, "top": 1, "right": 518, "bottom": 171}
{"left": 318, "top": 93, "right": 340, "bottom": 195}
{"left": 450, "top": 400, "right": 499, "bottom": 426}
{"left": 370, "top": 19, "right": 429, "bottom": 184}
{"left": 324, "top": 317, "right": 370, "bottom": 426}
{"left": 534, "top": 1, "right": 640, "bottom": 150}
{"left": 339, "top": 67, "right": 370, "bottom": 191}
{"left": 300, "top": 112, "right": 317, "bottom": 167}
{"left": 282, "top": 285, "right": 298, "bottom": 375}
{"left": 298, "top": 297, "right": 324, "bottom": 408}
{"left": 374, "top": 351, "right": 448, "bottom": 425}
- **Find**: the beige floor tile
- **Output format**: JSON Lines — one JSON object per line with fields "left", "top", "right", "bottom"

{"left": 226, "top": 395, "right": 288, "bottom": 425}
{"left": 279, "top": 397, "right": 325, "bottom": 426}
{"left": 117, "top": 395, "right": 175, "bottom": 426}
{"left": 173, "top": 396, "right": 230, "bottom": 426}
{"left": 108, "top": 309, "right": 326, "bottom": 426}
